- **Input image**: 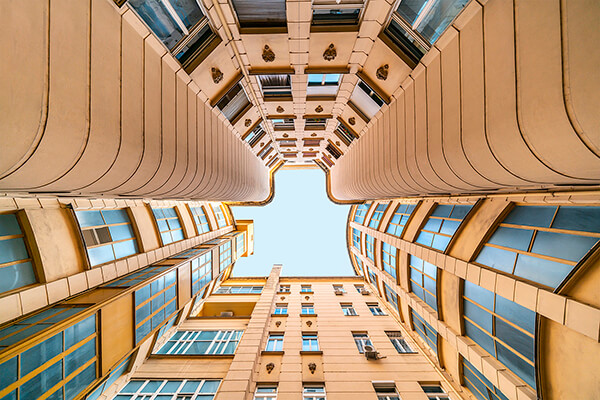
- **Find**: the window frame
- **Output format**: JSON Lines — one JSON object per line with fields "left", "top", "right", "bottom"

{"left": 301, "top": 303, "right": 315, "bottom": 315}
{"left": 368, "top": 303, "right": 386, "bottom": 316}
{"left": 0, "top": 211, "right": 38, "bottom": 293}
{"left": 265, "top": 333, "right": 284, "bottom": 352}
{"left": 386, "top": 331, "right": 414, "bottom": 354}
{"left": 151, "top": 206, "right": 185, "bottom": 246}
{"left": 156, "top": 329, "right": 243, "bottom": 355}
{"left": 302, "top": 333, "right": 320, "bottom": 352}
{"left": 352, "top": 332, "right": 373, "bottom": 354}
{"left": 341, "top": 303, "right": 358, "bottom": 316}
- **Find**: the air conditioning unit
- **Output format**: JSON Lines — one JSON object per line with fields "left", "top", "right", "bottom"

{"left": 363, "top": 345, "right": 384, "bottom": 360}
{"left": 220, "top": 311, "right": 234, "bottom": 317}
{"left": 360, "top": 288, "right": 370, "bottom": 295}
{"left": 334, "top": 289, "right": 344, "bottom": 295}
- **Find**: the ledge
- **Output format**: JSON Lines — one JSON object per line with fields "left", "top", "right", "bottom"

{"left": 300, "top": 291, "right": 314, "bottom": 294}
{"left": 300, "top": 313, "right": 318, "bottom": 317}
{"left": 271, "top": 313, "right": 288, "bottom": 317}
{"left": 149, "top": 353, "right": 235, "bottom": 359}
{"left": 300, "top": 350, "right": 323, "bottom": 355}
{"left": 261, "top": 350, "right": 285, "bottom": 356}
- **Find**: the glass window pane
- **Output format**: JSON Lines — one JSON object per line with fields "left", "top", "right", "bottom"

{"left": 0, "top": 214, "right": 22, "bottom": 236}
{"left": 494, "top": 319, "right": 533, "bottom": 361}
{"left": 129, "top": 0, "right": 184, "bottom": 50}
{"left": 108, "top": 224, "right": 135, "bottom": 241}
{"left": 464, "top": 301, "right": 492, "bottom": 333}
{"left": 123, "top": 381, "right": 145, "bottom": 393}
{"left": 464, "top": 320, "right": 495, "bottom": 356}
{"left": 531, "top": 231, "right": 598, "bottom": 262}
{"left": 487, "top": 227, "right": 533, "bottom": 251}
{"left": 65, "top": 315, "right": 96, "bottom": 349}
{"left": 20, "top": 359, "right": 63, "bottom": 399}
{"left": 65, "top": 338, "right": 96, "bottom": 376}
{"left": 0, "top": 238, "right": 29, "bottom": 264}
{"left": 21, "top": 333, "right": 63, "bottom": 376}
{"left": 0, "top": 357, "right": 17, "bottom": 388}
{"left": 503, "top": 206, "right": 556, "bottom": 228}
{"left": 169, "top": 0, "right": 204, "bottom": 29}
{"left": 495, "top": 296, "right": 535, "bottom": 334}
{"left": 75, "top": 211, "right": 104, "bottom": 228}
{"left": 496, "top": 341, "right": 536, "bottom": 389}
{"left": 0, "top": 261, "right": 37, "bottom": 293}
{"left": 513, "top": 254, "right": 573, "bottom": 288}
{"left": 552, "top": 206, "right": 600, "bottom": 233}
{"left": 141, "top": 380, "right": 163, "bottom": 393}
{"left": 87, "top": 244, "right": 115, "bottom": 266}
{"left": 475, "top": 246, "right": 517, "bottom": 274}
{"left": 113, "top": 240, "right": 138, "bottom": 259}
{"left": 464, "top": 281, "right": 494, "bottom": 310}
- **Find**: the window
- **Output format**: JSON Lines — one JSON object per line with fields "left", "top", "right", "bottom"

{"left": 384, "top": 283, "right": 399, "bottom": 315}
{"left": 274, "top": 304, "right": 288, "bottom": 315}
{"left": 307, "top": 74, "right": 341, "bottom": 96}
{"left": 354, "top": 255, "right": 364, "bottom": 275}
{"left": 75, "top": 209, "right": 139, "bottom": 266}
{"left": 219, "top": 241, "right": 232, "bottom": 272}
{"left": 128, "top": 0, "right": 220, "bottom": 73}
{"left": 254, "top": 385, "right": 278, "bottom": 400}
{"left": 355, "top": 284, "right": 365, "bottom": 293}
{"left": 397, "top": 0, "right": 469, "bottom": 44}
{"left": 312, "top": 0, "right": 364, "bottom": 27}
{"left": 302, "top": 333, "right": 320, "bottom": 352}
{"left": 350, "top": 80, "right": 385, "bottom": 120}
{"left": 236, "top": 232, "right": 246, "bottom": 257}
{"left": 192, "top": 251, "right": 212, "bottom": 295}
{"left": 134, "top": 270, "right": 177, "bottom": 343}
{"left": 353, "top": 333, "right": 373, "bottom": 353}
{"left": 215, "top": 82, "right": 251, "bottom": 123}
{"left": 334, "top": 121, "right": 357, "bottom": 146}
{"left": 463, "top": 281, "right": 536, "bottom": 389}
{"left": 231, "top": 0, "right": 286, "bottom": 30}
{"left": 0, "top": 213, "right": 36, "bottom": 293}
{"left": 374, "top": 383, "right": 400, "bottom": 400}
{"left": 257, "top": 142, "right": 274, "bottom": 159}
{"left": 279, "top": 285, "right": 290, "bottom": 293}
{"left": 325, "top": 143, "right": 343, "bottom": 160}
{"left": 214, "top": 286, "right": 263, "bottom": 294}
{"left": 156, "top": 313, "right": 178, "bottom": 340}
{"left": 368, "top": 267, "right": 378, "bottom": 286}
{"left": 369, "top": 204, "right": 388, "bottom": 229}
{"left": 301, "top": 304, "right": 315, "bottom": 315}
{"left": 365, "top": 234, "right": 375, "bottom": 261}
{"left": 303, "top": 138, "right": 322, "bottom": 147}
{"left": 421, "top": 384, "right": 450, "bottom": 400}
{"left": 303, "top": 385, "right": 326, "bottom": 400}
{"left": 354, "top": 202, "right": 372, "bottom": 224}
{"left": 211, "top": 204, "right": 227, "bottom": 228}
{"left": 105, "top": 264, "right": 172, "bottom": 288}
{"left": 416, "top": 204, "right": 473, "bottom": 251}
{"left": 462, "top": 357, "right": 509, "bottom": 400}
{"left": 258, "top": 74, "right": 292, "bottom": 97}
{"left": 0, "top": 313, "right": 97, "bottom": 400}
{"left": 368, "top": 303, "right": 385, "bottom": 316}
{"left": 157, "top": 330, "right": 243, "bottom": 355}
{"left": 333, "top": 284, "right": 345, "bottom": 293}
{"left": 411, "top": 309, "right": 438, "bottom": 354}
{"left": 86, "top": 356, "right": 132, "bottom": 400}
{"left": 381, "top": 242, "right": 397, "bottom": 279}
{"left": 409, "top": 255, "right": 438, "bottom": 311}
{"left": 305, "top": 117, "right": 327, "bottom": 130}
{"left": 152, "top": 207, "right": 184, "bottom": 245}
{"left": 115, "top": 379, "right": 220, "bottom": 399}
{"left": 352, "top": 228, "right": 361, "bottom": 250}
{"left": 265, "top": 334, "right": 284, "bottom": 351}
{"left": 190, "top": 206, "right": 211, "bottom": 234}
{"left": 386, "top": 331, "right": 413, "bottom": 353}
{"left": 301, "top": 284, "right": 313, "bottom": 293}
{"left": 175, "top": 247, "right": 207, "bottom": 259}
{"left": 341, "top": 304, "right": 357, "bottom": 316}
{"left": 244, "top": 123, "right": 267, "bottom": 147}
{"left": 272, "top": 118, "right": 295, "bottom": 130}
{"left": 386, "top": 203, "right": 417, "bottom": 237}
{"left": 475, "top": 205, "right": 600, "bottom": 289}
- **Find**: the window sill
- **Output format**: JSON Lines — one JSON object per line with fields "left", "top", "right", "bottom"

{"left": 343, "top": 314, "right": 359, "bottom": 317}
{"left": 300, "top": 291, "right": 314, "bottom": 294}
{"left": 150, "top": 353, "right": 235, "bottom": 359}
{"left": 276, "top": 291, "right": 291, "bottom": 295}
{"left": 261, "top": 350, "right": 285, "bottom": 356}
{"left": 300, "top": 314, "right": 318, "bottom": 317}
{"left": 271, "top": 313, "right": 288, "bottom": 317}
{"left": 300, "top": 350, "right": 323, "bottom": 355}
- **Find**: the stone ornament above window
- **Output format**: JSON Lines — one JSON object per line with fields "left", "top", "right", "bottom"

{"left": 211, "top": 67, "right": 223, "bottom": 84}
{"left": 262, "top": 45, "right": 275, "bottom": 62}
{"left": 376, "top": 64, "right": 389, "bottom": 81}
{"left": 348, "top": 117, "right": 356, "bottom": 125}
{"left": 282, "top": 133, "right": 289, "bottom": 138}
{"left": 315, "top": 105, "right": 323, "bottom": 113}
{"left": 266, "top": 362, "right": 275, "bottom": 373}
{"left": 308, "top": 362, "right": 317, "bottom": 374}
{"left": 276, "top": 106, "right": 284, "bottom": 113}
{"left": 244, "top": 118, "right": 252, "bottom": 127}
{"left": 323, "top": 43, "right": 337, "bottom": 61}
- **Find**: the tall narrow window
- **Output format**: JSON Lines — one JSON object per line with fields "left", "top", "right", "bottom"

{"left": 416, "top": 204, "right": 473, "bottom": 251}
{"left": 411, "top": 309, "right": 438, "bottom": 355}
{"left": 384, "top": 283, "right": 399, "bottom": 315}
{"left": 0, "top": 212, "right": 36, "bottom": 293}
{"left": 409, "top": 255, "right": 438, "bottom": 311}
{"left": 192, "top": 251, "right": 212, "bottom": 295}
{"left": 353, "top": 332, "right": 373, "bottom": 353}
{"left": 341, "top": 304, "right": 358, "bottom": 316}
{"left": 420, "top": 384, "right": 450, "bottom": 400}
{"left": 190, "top": 206, "right": 211, "bottom": 234}
{"left": 352, "top": 228, "right": 361, "bottom": 249}
{"left": 354, "top": 255, "right": 364, "bottom": 275}
{"left": 475, "top": 205, "right": 600, "bottom": 289}
{"left": 254, "top": 385, "right": 278, "bottom": 400}
{"left": 152, "top": 207, "right": 184, "bottom": 245}
{"left": 134, "top": 270, "right": 177, "bottom": 343}
{"left": 76, "top": 209, "right": 139, "bottom": 266}
{"left": 462, "top": 357, "right": 509, "bottom": 400}
{"left": 211, "top": 204, "right": 228, "bottom": 228}
{"left": 386, "top": 203, "right": 417, "bottom": 237}
{"left": 219, "top": 241, "right": 232, "bottom": 272}
{"left": 374, "top": 383, "right": 400, "bottom": 400}
{"left": 157, "top": 330, "right": 243, "bottom": 355}
{"left": 303, "top": 385, "right": 326, "bottom": 400}
{"left": 302, "top": 333, "right": 320, "bottom": 352}
{"left": 368, "top": 203, "right": 388, "bottom": 229}
{"left": 368, "top": 267, "right": 378, "bottom": 287}
{"left": 354, "top": 203, "right": 372, "bottom": 224}
{"left": 355, "top": 284, "right": 365, "bottom": 293}
{"left": 216, "top": 82, "right": 251, "bottom": 123}
{"left": 386, "top": 331, "right": 413, "bottom": 353}
{"left": 381, "top": 242, "right": 397, "bottom": 279}
{"left": 365, "top": 234, "right": 375, "bottom": 261}
{"left": 236, "top": 232, "right": 246, "bottom": 256}
{"left": 368, "top": 303, "right": 385, "bottom": 316}
{"left": 265, "top": 334, "right": 284, "bottom": 351}
{"left": 116, "top": 379, "right": 221, "bottom": 399}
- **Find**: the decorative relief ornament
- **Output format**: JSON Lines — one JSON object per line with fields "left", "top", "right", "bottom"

{"left": 376, "top": 64, "right": 389, "bottom": 81}
{"left": 323, "top": 43, "right": 337, "bottom": 61}
{"left": 315, "top": 105, "right": 323, "bottom": 113}
{"left": 262, "top": 45, "right": 275, "bottom": 62}
{"left": 260, "top": 142, "right": 265, "bottom": 147}
{"left": 266, "top": 363, "right": 275, "bottom": 373}
{"left": 309, "top": 148, "right": 313, "bottom": 151}
{"left": 305, "top": 295, "right": 310, "bottom": 300}
{"left": 280, "top": 296, "right": 286, "bottom": 300}
{"left": 211, "top": 67, "right": 223, "bottom": 84}
{"left": 282, "top": 133, "right": 289, "bottom": 138}
{"left": 276, "top": 106, "right": 284, "bottom": 113}
{"left": 244, "top": 118, "right": 252, "bottom": 127}
{"left": 311, "top": 133, "right": 317, "bottom": 137}
{"left": 336, "top": 141, "right": 340, "bottom": 146}
{"left": 306, "top": 320, "right": 312, "bottom": 327}
{"left": 308, "top": 363, "right": 317, "bottom": 374}
{"left": 275, "top": 321, "right": 281, "bottom": 327}
{"left": 348, "top": 117, "right": 356, "bottom": 125}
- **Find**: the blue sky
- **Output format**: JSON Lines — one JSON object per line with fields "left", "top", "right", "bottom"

{"left": 231, "top": 168, "right": 354, "bottom": 277}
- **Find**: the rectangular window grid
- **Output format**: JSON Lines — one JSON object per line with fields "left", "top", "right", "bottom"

{"left": 368, "top": 203, "right": 388, "bottom": 229}
{"left": 254, "top": 385, "right": 277, "bottom": 400}
{"left": 411, "top": 309, "right": 438, "bottom": 355}
{"left": 301, "top": 304, "right": 315, "bottom": 315}
{"left": 409, "top": 255, "right": 438, "bottom": 311}
{"left": 386, "top": 203, "right": 417, "bottom": 237}
{"left": 365, "top": 234, "right": 375, "bottom": 261}
{"left": 462, "top": 357, "right": 509, "bottom": 400}
{"left": 332, "top": 284, "right": 345, "bottom": 293}
{"left": 156, "top": 314, "right": 179, "bottom": 341}
{"left": 191, "top": 252, "right": 212, "bottom": 295}
{"left": 190, "top": 206, "right": 211, "bottom": 234}
{"left": 157, "top": 330, "right": 243, "bottom": 355}
{"left": 341, "top": 304, "right": 357, "bottom": 316}
{"left": 354, "top": 255, "right": 363, "bottom": 276}
{"left": 75, "top": 209, "right": 139, "bottom": 267}
{"left": 384, "top": 283, "right": 399, "bottom": 315}
{"left": 115, "top": 379, "right": 220, "bottom": 400}
{"left": 211, "top": 204, "right": 227, "bottom": 229}
{"left": 368, "top": 303, "right": 385, "bottom": 316}
{"left": 214, "top": 286, "right": 263, "bottom": 294}
{"left": 463, "top": 281, "right": 536, "bottom": 389}
{"left": 303, "top": 385, "right": 326, "bottom": 400}
{"left": 475, "top": 205, "right": 600, "bottom": 289}
{"left": 416, "top": 204, "right": 473, "bottom": 251}
{"left": 236, "top": 232, "right": 246, "bottom": 256}
{"left": 374, "top": 384, "right": 400, "bottom": 400}
{"left": 381, "top": 242, "right": 397, "bottom": 279}
{"left": 173, "top": 247, "right": 207, "bottom": 259}
{"left": 219, "top": 241, "right": 232, "bottom": 272}
{"left": 105, "top": 265, "right": 172, "bottom": 288}
{"left": 85, "top": 355, "right": 132, "bottom": 400}
{"left": 302, "top": 334, "right": 319, "bottom": 351}
{"left": 0, "top": 314, "right": 97, "bottom": 400}
{"left": 386, "top": 331, "right": 414, "bottom": 353}
{"left": 368, "top": 267, "right": 378, "bottom": 287}
{"left": 0, "top": 213, "right": 36, "bottom": 293}
{"left": 265, "top": 334, "right": 284, "bottom": 351}
{"left": 352, "top": 228, "right": 361, "bottom": 250}
{"left": 274, "top": 304, "right": 287, "bottom": 315}
{"left": 355, "top": 284, "right": 364, "bottom": 293}
{"left": 353, "top": 333, "right": 373, "bottom": 353}
{"left": 278, "top": 285, "right": 290, "bottom": 293}
{"left": 354, "top": 203, "right": 372, "bottom": 224}
{"left": 421, "top": 384, "right": 450, "bottom": 400}
{"left": 301, "top": 285, "right": 312, "bottom": 293}
{"left": 152, "top": 207, "right": 184, "bottom": 245}
{"left": 134, "top": 270, "right": 178, "bottom": 344}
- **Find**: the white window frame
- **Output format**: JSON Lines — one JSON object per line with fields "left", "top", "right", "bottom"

{"left": 341, "top": 304, "right": 358, "bottom": 316}
{"left": 368, "top": 304, "right": 386, "bottom": 316}
{"left": 303, "top": 385, "right": 326, "bottom": 400}
{"left": 302, "top": 333, "right": 320, "bottom": 352}
{"left": 301, "top": 304, "right": 315, "bottom": 315}
{"left": 115, "top": 379, "right": 221, "bottom": 399}
{"left": 301, "top": 285, "right": 312, "bottom": 292}
{"left": 274, "top": 304, "right": 288, "bottom": 315}
{"left": 386, "top": 331, "right": 414, "bottom": 353}
{"left": 254, "top": 385, "right": 278, "bottom": 400}
{"left": 158, "top": 330, "right": 242, "bottom": 355}
{"left": 353, "top": 332, "right": 373, "bottom": 353}
{"left": 266, "top": 334, "right": 284, "bottom": 351}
